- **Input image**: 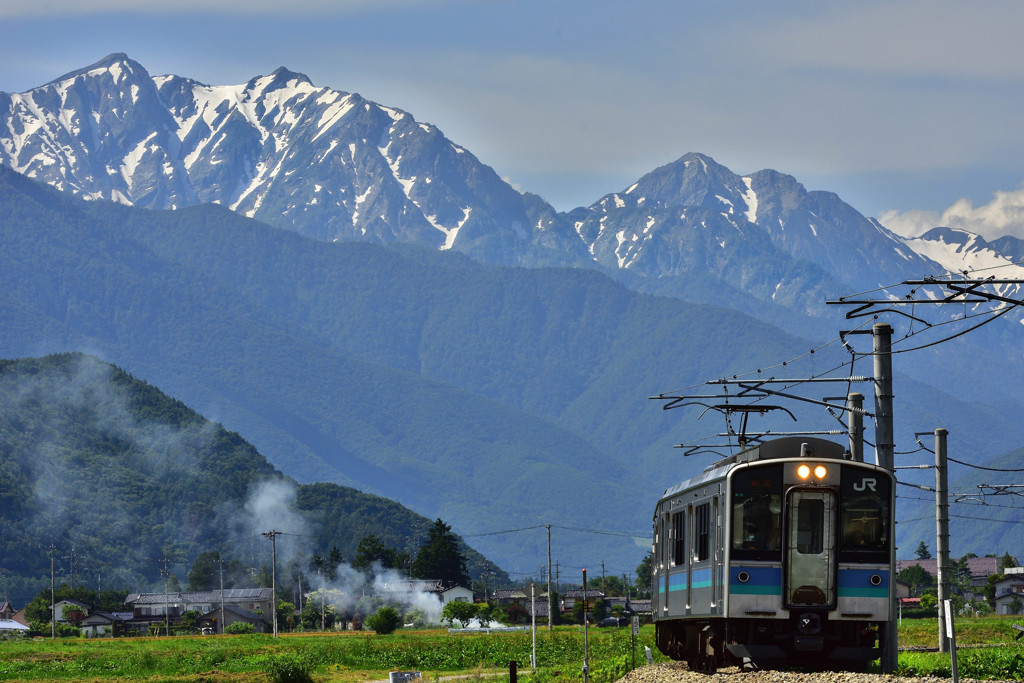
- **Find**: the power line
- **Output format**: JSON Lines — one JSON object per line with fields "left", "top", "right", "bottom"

{"left": 551, "top": 525, "right": 648, "bottom": 539}
{"left": 462, "top": 525, "right": 547, "bottom": 538}
{"left": 947, "top": 457, "right": 1024, "bottom": 473}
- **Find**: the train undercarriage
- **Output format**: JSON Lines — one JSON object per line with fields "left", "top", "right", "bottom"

{"left": 655, "top": 614, "right": 883, "bottom": 673}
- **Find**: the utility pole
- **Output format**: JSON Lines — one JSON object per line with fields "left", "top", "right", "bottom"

{"left": 935, "top": 428, "right": 951, "bottom": 653}
{"left": 873, "top": 323, "right": 898, "bottom": 673}
{"left": 49, "top": 543, "right": 56, "bottom": 639}
{"left": 582, "top": 569, "right": 590, "bottom": 683}
{"left": 320, "top": 567, "right": 326, "bottom": 630}
{"left": 263, "top": 530, "right": 281, "bottom": 637}
{"left": 547, "top": 525, "right": 553, "bottom": 632}
{"left": 160, "top": 559, "right": 171, "bottom": 637}
{"left": 218, "top": 558, "right": 226, "bottom": 635}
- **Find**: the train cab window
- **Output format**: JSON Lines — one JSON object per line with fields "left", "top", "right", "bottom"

{"left": 672, "top": 511, "right": 685, "bottom": 566}
{"left": 730, "top": 464, "right": 782, "bottom": 558}
{"left": 795, "top": 498, "right": 825, "bottom": 554}
{"left": 839, "top": 466, "right": 892, "bottom": 560}
{"left": 694, "top": 503, "right": 710, "bottom": 562}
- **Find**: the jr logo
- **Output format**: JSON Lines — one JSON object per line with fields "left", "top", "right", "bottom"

{"left": 853, "top": 477, "right": 877, "bottom": 492}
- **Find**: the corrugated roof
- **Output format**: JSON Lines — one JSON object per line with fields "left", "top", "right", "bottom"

{"left": 126, "top": 588, "right": 273, "bottom": 604}
{"left": 0, "top": 619, "right": 29, "bottom": 631}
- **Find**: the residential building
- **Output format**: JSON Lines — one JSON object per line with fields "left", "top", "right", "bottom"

{"left": 376, "top": 579, "right": 473, "bottom": 607}
{"left": 80, "top": 611, "right": 133, "bottom": 638}
{"left": 124, "top": 588, "right": 273, "bottom": 634}
{"left": 993, "top": 574, "right": 1024, "bottom": 615}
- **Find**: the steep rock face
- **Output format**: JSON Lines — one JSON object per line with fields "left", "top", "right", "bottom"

{"left": 0, "top": 54, "right": 197, "bottom": 208}
{"left": 553, "top": 153, "right": 937, "bottom": 313}
{"left": 0, "top": 54, "right": 560, "bottom": 266}
{"left": 0, "top": 54, "right": 978, "bottom": 315}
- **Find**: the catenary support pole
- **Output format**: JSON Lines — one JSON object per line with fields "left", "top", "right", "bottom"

{"left": 936, "top": 428, "right": 950, "bottom": 653}
{"left": 873, "top": 324, "right": 894, "bottom": 471}
{"left": 873, "top": 323, "right": 898, "bottom": 673}
{"left": 847, "top": 392, "right": 864, "bottom": 462}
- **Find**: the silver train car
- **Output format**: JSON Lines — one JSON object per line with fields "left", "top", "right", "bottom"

{"left": 652, "top": 437, "right": 895, "bottom": 671}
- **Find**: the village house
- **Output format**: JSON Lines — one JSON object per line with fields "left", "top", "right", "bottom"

{"left": 80, "top": 611, "right": 133, "bottom": 638}
{"left": 51, "top": 599, "right": 90, "bottom": 624}
{"left": 559, "top": 588, "right": 605, "bottom": 614}
{"left": 896, "top": 556, "right": 1018, "bottom": 593}
{"left": 124, "top": 588, "right": 273, "bottom": 634}
{"left": 376, "top": 579, "right": 473, "bottom": 607}
{"left": 993, "top": 567, "right": 1024, "bottom": 615}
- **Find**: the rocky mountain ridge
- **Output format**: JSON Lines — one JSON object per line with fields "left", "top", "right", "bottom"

{"left": 7, "top": 53, "right": 1010, "bottom": 315}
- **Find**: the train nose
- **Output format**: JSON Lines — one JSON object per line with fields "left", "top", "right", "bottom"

{"left": 797, "top": 612, "right": 821, "bottom": 634}
{"left": 794, "top": 612, "right": 824, "bottom": 651}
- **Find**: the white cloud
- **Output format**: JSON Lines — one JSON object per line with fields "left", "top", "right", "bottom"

{"left": 880, "top": 185, "right": 1024, "bottom": 240}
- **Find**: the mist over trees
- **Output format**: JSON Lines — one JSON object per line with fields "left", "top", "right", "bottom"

{"left": 0, "top": 354, "right": 506, "bottom": 607}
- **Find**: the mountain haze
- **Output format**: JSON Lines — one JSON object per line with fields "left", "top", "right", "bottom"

{"left": 2, "top": 55, "right": 1023, "bottom": 569}
{"left": 0, "top": 353, "right": 504, "bottom": 608}
{"left": 2, "top": 164, "right": 1021, "bottom": 570}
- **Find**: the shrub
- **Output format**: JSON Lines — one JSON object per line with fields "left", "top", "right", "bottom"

{"left": 366, "top": 606, "right": 402, "bottom": 635}
{"left": 960, "top": 648, "right": 1024, "bottom": 680}
{"left": 225, "top": 621, "right": 256, "bottom": 634}
{"left": 266, "top": 653, "right": 315, "bottom": 683}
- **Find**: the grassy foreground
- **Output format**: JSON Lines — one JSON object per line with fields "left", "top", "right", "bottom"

{"left": 895, "top": 616, "right": 1024, "bottom": 680}
{"left": 0, "top": 625, "right": 650, "bottom": 683}
{"left": 1, "top": 618, "right": 1022, "bottom": 682}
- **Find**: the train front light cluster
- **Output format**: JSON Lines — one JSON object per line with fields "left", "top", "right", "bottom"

{"left": 796, "top": 463, "right": 829, "bottom": 480}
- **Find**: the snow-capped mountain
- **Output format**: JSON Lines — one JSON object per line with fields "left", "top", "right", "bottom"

{"left": 0, "top": 53, "right": 975, "bottom": 312}
{"left": 907, "top": 227, "right": 1024, "bottom": 278}
{"left": 551, "top": 153, "right": 936, "bottom": 312}
{"left": 0, "top": 53, "right": 581, "bottom": 267}
{"left": 903, "top": 227, "right": 1024, "bottom": 303}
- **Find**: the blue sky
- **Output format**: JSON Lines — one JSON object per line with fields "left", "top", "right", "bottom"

{"left": 1, "top": 0, "right": 1023, "bottom": 238}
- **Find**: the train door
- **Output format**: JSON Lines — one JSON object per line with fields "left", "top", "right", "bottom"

{"left": 659, "top": 511, "right": 670, "bottom": 614}
{"left": 785, "top": 489, "right": 836, "bottom": 607}
{"left": 712, "top": 496, "right": 721, "bottom": 610}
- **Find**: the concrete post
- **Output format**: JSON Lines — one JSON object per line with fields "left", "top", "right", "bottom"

{"left": 936, "top": 428, "right": 950, "bottom": 653}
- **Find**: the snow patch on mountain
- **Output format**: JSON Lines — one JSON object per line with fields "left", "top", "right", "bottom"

{"left": 741, "top": 176, "right": 758, "bottom": 223}
{"left": 905, "top": 228, "right": 1024, "bottom": 279}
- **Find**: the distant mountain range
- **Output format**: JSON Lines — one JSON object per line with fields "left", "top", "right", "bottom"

{"left": 2, "top": 54, "right": 1023, "bottom": 569}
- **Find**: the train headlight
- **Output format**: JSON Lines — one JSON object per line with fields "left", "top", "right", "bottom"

{"left": 797, "top": 464, "right": 811, "bottom": 479}
{"left": 814, "top": 465, "right": 828, "bottom": 479}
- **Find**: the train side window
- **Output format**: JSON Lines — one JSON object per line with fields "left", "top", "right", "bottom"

{"left": 672, "top": 511, "right": 685, "bottom": 566}
{"left": 695, "top": 503, "right": 710, "bottom": 562}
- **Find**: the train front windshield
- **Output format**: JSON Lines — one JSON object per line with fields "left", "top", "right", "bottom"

{"left": 731, "top": 464, "right": 783, "bottom": 558}
{"left": 838, "top": 467, "right": 891, "bottom": 562}
{"left": 730, "top": 462, "right": 891, "bottom": 562}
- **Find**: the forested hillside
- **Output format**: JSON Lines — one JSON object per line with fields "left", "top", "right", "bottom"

{"left": 0, "top": 166, "right": 1020, "bottom": 573}
{"left": 0, "top": 353, "right": 504, "bottom": 607}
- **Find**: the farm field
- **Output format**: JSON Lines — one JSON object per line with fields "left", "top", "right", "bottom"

{"left": 0, "top": 618, "right": 1022, "bottom": 682}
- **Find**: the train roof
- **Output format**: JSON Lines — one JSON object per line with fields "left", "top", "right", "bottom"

{"left": 658, "top": 437, "right": 852, "bottom": 500}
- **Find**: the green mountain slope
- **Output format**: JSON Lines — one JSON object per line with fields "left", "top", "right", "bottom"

{"left": 0, "top": 353, "right": 504, "bottom": 608}
{"left": 0, "top": 166, "right": 1019, "bottom": 574}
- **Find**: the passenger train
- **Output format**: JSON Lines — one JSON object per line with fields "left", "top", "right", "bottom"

{"left": 651, "top": 437, "right": 895, "bottom": 671}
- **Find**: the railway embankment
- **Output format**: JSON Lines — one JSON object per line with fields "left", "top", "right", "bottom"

{"left": 617, "top": 662, "right": 1017, "bottom": 683}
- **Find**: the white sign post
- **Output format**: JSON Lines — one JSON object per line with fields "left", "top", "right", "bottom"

{"left": 943, "top": 599, "right": 959, "bottom": 683}
{"left": 526, "top": 581, "right": 538, "bottom": 672}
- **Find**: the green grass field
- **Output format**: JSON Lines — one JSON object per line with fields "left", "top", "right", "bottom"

{"left": 1, "top": 617, "right": 1022, "bottom": 682}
